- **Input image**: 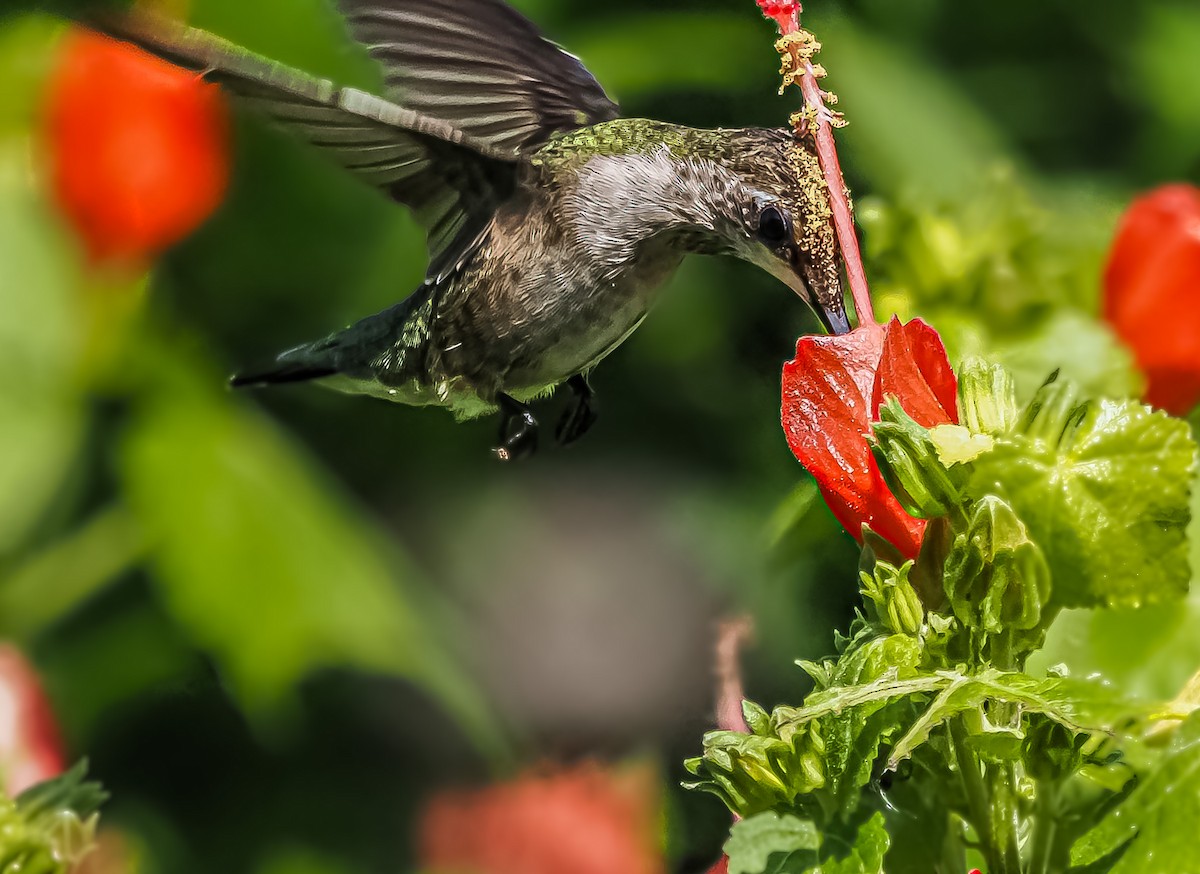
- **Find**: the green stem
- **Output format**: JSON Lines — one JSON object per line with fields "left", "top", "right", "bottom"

{"left": 988, "top": 761, "right": 1023, "bottom": 873}
{"left": 1028, "top": 781, "right": 1059, "bottom": 874}
{"left": 939, "top": 812, "right": 968, "bottom": 874}
{"left": 949, "top": 717, "right": 1004, "bottom": 872}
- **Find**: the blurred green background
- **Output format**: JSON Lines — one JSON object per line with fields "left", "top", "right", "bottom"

{"left": 1, "top": 0, "right": 1199, "bottom": 871}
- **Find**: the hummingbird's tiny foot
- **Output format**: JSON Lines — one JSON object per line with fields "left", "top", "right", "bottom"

{"left": 494, "top": 394, "right": 539, "bottom": 462}
{"left": 556, "top": 374, "right": 598, "bottom": 446}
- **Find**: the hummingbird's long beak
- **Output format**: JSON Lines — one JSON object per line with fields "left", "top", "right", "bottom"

{"left": 815, "top": 298, "right": 851, "bottom": 336}
{"left": 788, "top": 249, "right": 852, "bottom": 336}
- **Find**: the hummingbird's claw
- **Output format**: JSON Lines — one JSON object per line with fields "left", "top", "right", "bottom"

{"left": 493, "top": 394, "right": 539, "bottom": 462}
{"left": 556, "top": 374, "right": 598, "bottom": 447}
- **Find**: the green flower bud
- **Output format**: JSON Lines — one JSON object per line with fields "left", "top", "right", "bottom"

{"left": 957, "top": 358, "right": 1019, "bottom": 435}
{"left": 944, "top": 496, "right": 1052, "bottom": 638}
{"left": 860, "top": 561, "right": 924, "bottom": 636}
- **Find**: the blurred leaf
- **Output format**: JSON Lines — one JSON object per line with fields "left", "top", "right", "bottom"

{"left": 819, "top": 15, "right": 1010, "bottom": 201}
{"left": 190, "top": 0, "right": 381, "bottom": 91}
{"left": 970, "top": 381, "right": 1195, "bottom": 608}
{"left": 0, "top": 15, "right": 59, "bottom": 135}
{"left": 0, "top": 506, "right": 145, "bottom": 638}
{"left": 0, "top": 157, "right": 84, "bottom": 557}
{"left": 256, "top": 846, "right": 357, "bottom": 874}
{"left": 572, "top": 13, "right": 765, "bottom": 99}
{"left": 120, "top": 360, "right": 494, "bottom": 748}
{"left": 993, "top": 311, "right": 1141, "bottom": 403}
{"left": 1131, "top": 3, "right": 1200, "bottom": 176}
{"left": 1071, "top": 712, "right": 1200, "bottom": 873}
{"left": 37, "top": 597, "right": 197, "bottom": 742}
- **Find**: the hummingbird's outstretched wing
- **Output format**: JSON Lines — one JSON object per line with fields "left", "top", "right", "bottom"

{"left": 92, "top": 8, "right": 517, "bottom": 273}
{"left": 335, "top": 0, "right": 620, "bottom": 154}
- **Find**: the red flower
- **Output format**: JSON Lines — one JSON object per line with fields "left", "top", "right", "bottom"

{"left": 418, "top": 762, "right": 665, "bottom": 874}
{"left": 43, "top": 29, "right": 230, "bottom": 267}
{"left": 1104, "top": 184, "right": 1200, "bottom": 415}
{"left": 0, "top": 645, "right": 64, "bottom": 796}
{"left": 781, "top": 317, "right": 957, "bottom": 558}
{"left": 708, "top": 857, "right": 730, "bottom": 874}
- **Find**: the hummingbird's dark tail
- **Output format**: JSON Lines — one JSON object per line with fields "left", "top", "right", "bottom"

{"left": 229, "top": 341, "right": 338, "bottom": 389}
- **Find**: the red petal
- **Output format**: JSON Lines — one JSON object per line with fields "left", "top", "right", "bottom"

{"left": 872, "top": 316, "right": 958, "bottom": 426}
{"left": 707, "top": 857, "right": 730, "bottom": 874}
{"left": 419, "top": 763, "right": 665, "bottom": 874}
{"left": 0, "top": 645, "right": 65, "bottom": 796}
{"left": 1104, "top": 184, "right": 1200, "bottom": 415}
{"left": 43, "top": 30, "right": 230, "bottom": 267}
{"left": 782, "top": 324, "right": 925, "bottom": 559}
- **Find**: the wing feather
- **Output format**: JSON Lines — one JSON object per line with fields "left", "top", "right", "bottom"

{"left": 91, "top": 9, "right": 515, "bottom": 270}
{"left": 336, "top": 0, "right": 620, "bottom": 154}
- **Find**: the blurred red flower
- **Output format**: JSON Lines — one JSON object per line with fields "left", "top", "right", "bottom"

{"left": 0, "top": 645, "right": 64, "bottom": 796}
{"left": 418, "top": 762, "right": 664, "bottom": 874}
{"left": 43, "top": 29, "right": 230, "bottom": 267}
{"left": 1104, "top": 184, "right": 1200, "bottom": 415}
{"left": 782, "top": 317, "right": 957, "bottom": 558}
{"left": 708, "top": 856, "right": 730, "bottom": 874}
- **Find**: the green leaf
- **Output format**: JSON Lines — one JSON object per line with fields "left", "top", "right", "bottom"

{"left": 724, "top": 812, "right": 889, "bottom": 874}
{"left": 887, "top": 669, "right": 1139, "bottom": 768}
{"left": 121, "top": 363, "right": 494, "bottom": 751}
{"left": 820, "top": 813, "right": 889, "bottom": 874}
{"left": 774, "top": 672, "right": 947, "bottom": 737}
{"left": 1071, "top": 712, "right": 1200, "bottom": 873}
{"left": 775, "top": 660, "right": 940, "bottom": 818}
{"left": 0, "top": 178, "right": 84, "bottom": 558}
{"left": 969, "top": 378, "right": 1195, "bottom": 608}
{"left": 724, "top": 812, "right": 820, "bottom": 874}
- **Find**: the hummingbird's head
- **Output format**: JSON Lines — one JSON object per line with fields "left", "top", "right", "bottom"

{"left": 713, "top": 128, "right": 850, "bottom": 335}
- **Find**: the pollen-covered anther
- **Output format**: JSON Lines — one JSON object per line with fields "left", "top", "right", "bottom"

{"left": 775, "top": 30, "right": 820, "bottom": 61}
{"left": 825, "top": 108, "right": 848, "bottom": 128}
{"left": 789, "top": 105, "right": 822, "bottom": 138}
{"left": 822, "top": 90, "right": 839, "bottom": 105}
{"left": 809, "top": 63, "right": 827, "bottom": 79}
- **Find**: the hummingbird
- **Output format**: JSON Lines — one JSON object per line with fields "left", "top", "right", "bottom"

{"left": 102, "top": 0, "right": 851, "bottom": 460}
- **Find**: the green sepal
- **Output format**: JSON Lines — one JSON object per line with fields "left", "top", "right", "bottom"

{"left": 0, "top": 760, "right": 107, "bottom": 874}
{"left": 871, "top": 399, "right": 967, "bottom": 520}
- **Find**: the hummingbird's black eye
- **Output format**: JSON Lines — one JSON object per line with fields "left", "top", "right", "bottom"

{"left": 757, "top": 205, "right": 792, "bottom": 248}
